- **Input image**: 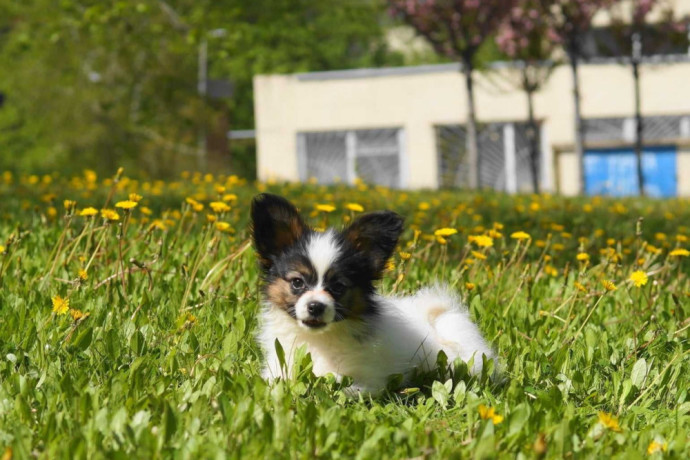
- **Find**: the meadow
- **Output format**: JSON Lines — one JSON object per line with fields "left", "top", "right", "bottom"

{"left": 0, "top": 169, "right": 688, "bottom": 459}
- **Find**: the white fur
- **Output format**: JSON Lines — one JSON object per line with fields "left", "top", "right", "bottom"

{"left": 306, "top": 231, "right": 340, "bottom": 288}
{"left": 260, "top": 285, "right": 496, "bottom": 395}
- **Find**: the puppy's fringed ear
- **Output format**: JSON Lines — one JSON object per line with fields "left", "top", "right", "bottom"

{"left": 343, "top": 211, "right": 404, "bottom": 278}
{"left": 251, "top": 194, "right": 307, "bottom": 270}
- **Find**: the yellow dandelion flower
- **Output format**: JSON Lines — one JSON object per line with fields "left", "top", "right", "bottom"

{"left": 471, "top": 250, "right": 487, "bottom": 260}
{"left": 222, "top": 193, "right": 238, "bottom": 202}
{"left": 100, "top": 209, "right": 120, "bottom": 221}
{"left": 214, "top": 185, "right": 226, "bottom": 194}
{"left": 488, "top": 229, "right": 503, "bottom": 239}
{"left": 602, "top": 280, "right": 617, "bottom": 292}
{"left": 561, "top": 232, "right": 573, "bottom": 239}
{"left": 553, "top": 243, "right": 565, "bottom": 251}
{"left": 629, "top": 271, "right": 648, "bottom": 287}
{"left": 583, "top": 204, "right": 593, "bottom": 212}
{"left": 465, "top": 282, "right": 476, "bottom": 291}
{"left": 436, "top": 236, "right": 447, "bottom": 245}
{"left": 574, "top": 281, "right": 587, "bottom": 292}
{"left": 206, "top": 214, "right": 217, "bottom": 223}
{"left": 47, "top": 207, "right": 57, "bottom": 219}
{"left": 669, "top": 248, "right": 689, "bottom": 257}
{"left": 63, "top": 200, "right": 77, "bottom": 210}
{"left": 576, "top": 252, "right": 590, "bottom": 262}
{"left": 434, "top": 228, "right": 458, "bottom": 237}
{"left": 654, "top": 232, "right": 666, "bottom": 241}
{"left": 0, "top": 245, "right": 5, "bottom": 254}
{"left": 676, "top": 234, "right": 688, "bottom": 243}
{"left": 645, "top": 244, "right": 661, "bottom": 255}
{"left": 151, "top": 220, "right": 167, "bottom": 231}
{"left": 346, "top": 203, "right": 364, "bottom": 212}
{"left": 385, "top": 259, "right": 395, "bottom": 271}
{"left": 185, "top": 197, "right": 204, "bottom": 212}
{"left": 215, "top": 221, "right": 231, "bottom": 232}
{"left": 469, "top": 235, "right": 493, "bottom": 248}
{"left": 51, "top": 295, "right": 69, "bottom": 315}
{"left": 210, "top": 201, "right": 230, "bottom": 213}
{"left": 78, "top": 269, "right": 88, "bottom": 281}
{"left": 511, "top": 231, "right": 531, "bottom": 240}
{"left": 79, "top": 207, "right": 98, "bottom": 217}
{"left": 545, "top": 265, "right": 558, "bottom": 277}
{"left": 647, "top": 440, "right": 667, "bottom": 454}
{"left": 115, "top": 200, "right": 138, "bottom": 210}
{"left": 69, "top": 309, "right": 86, "bottom": 321}
{"left": 399, "top": 251, "right": 411, "bottom": 260}
{"left": 128, "top": 193, "right": 143, "bottom": 202}
{"left": 418, "top": 202, "right": 430, "bottom": 211}
{"left": 315, "top": 204, "right": 336, "bottom": 213}
{"left": 140, "top": 206, "right": 153, "bottom": 216}
{"left": 478, "top": 404, "right": 504, "bottom": 425}
{"left": 597, "top": 412, "right": 621, "bottom": 432}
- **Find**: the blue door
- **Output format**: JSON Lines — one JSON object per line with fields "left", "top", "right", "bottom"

{"left": 584, "top": 146, "right": 677, "bottom": 197}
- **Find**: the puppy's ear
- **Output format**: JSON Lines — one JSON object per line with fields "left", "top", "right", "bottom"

{"left": 343, "top": 211, "right": 404, "bottom": 278}
{"left": 251, "top": 194, "right": 307, "bottom": 270}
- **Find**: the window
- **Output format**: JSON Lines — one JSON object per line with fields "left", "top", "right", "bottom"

{"left": 297, "top": 128, "right": 405, "bottom": 188}
{"left": 436, "top": 122, "right": 542, "bottom": 192}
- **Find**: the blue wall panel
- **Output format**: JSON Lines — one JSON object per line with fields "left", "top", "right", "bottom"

{"left": 584, "top": 146, "right": 677, "bottom": 197}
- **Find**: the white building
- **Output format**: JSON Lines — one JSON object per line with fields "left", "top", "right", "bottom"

{"left": 253, "top": 4, "right": 690, "bottom": 197}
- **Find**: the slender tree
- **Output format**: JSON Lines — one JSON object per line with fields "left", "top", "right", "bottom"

{"left": 496, "top": 0, "right": 559, "bottom": 193}
{"left": 540, "top": 0, "right": 616, "bottom": 194}
{"left": 389, "top": 0, "right": 517, "bottom": 189}
{"left": 607, "top": 0, "right": 688, "bottom": 196}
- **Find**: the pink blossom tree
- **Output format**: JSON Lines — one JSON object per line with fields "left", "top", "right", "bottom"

{"left": 389, "top": 0, "right": 518, "bottom": 189}
{"left": 607, "top": 0, "right": 688, "bottom": 196}
{"left": 540, "top": 0, "right": 617, "bottom": 194}
{"left": 496, "top": 0, "right": 558, "bottom": 193}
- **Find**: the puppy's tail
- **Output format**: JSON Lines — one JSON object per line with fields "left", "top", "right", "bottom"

{"left": 419, "top": 285, "right": 497, "bottom": 376}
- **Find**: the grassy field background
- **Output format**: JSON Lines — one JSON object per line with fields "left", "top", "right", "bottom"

{"left": 0, "top": 169, "right": 688, "bottom": 459}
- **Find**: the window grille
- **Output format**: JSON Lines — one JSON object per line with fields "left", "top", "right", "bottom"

{"left": 584, "top": 115, "right": 690, "bottom": 144}
{"left": 297, "top": 128, "right": 405, "bottom": 188}
{"left": 436, "top": 122, "right": 541, "bottom": 192}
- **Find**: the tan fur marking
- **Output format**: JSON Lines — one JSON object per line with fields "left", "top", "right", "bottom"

{"left": 426, "top": 305, "right": 447, "bottom": 323}
{"left": 266, "top": 279, "right": 298, "bottom": 311}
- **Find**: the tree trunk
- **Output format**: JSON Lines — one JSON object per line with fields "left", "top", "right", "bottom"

{"left": 524, "top": 68, "right": 540, "bottom": 194}
{"left": 568, "top": 49, "right": 586, "bottom": 194}
{"left": 462, "top": 56, "right": 480, "bottom": 189}
{"left": 632, "top": 32, "right": 645, "bottom": 196}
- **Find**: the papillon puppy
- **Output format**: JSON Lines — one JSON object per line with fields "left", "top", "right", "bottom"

{"left": 251, "top": 193, "right": 496, "bottom": 395}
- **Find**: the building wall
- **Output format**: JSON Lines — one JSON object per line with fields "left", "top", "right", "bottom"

{"left": 254, "top": 59, "right": 690, "bottom": 195}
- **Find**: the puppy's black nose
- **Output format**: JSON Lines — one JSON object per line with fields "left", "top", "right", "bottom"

{"left": 307, "top": 301, "right": 325, "bottom": 317}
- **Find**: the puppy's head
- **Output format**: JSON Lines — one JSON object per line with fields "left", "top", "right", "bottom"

{"left": 251, "top": 193, "right": 403, "bottom": 330}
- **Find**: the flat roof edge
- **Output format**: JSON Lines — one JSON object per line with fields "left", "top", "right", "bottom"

{"left": 296, "top": 63, "right": 461, "bottom": 81}
{"left": 289, "top": 54, "right": 690, "bottom": 82}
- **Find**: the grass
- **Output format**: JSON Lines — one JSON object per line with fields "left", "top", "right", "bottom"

{"left": 0, "top": 169, "right": 688, "bottom": 459}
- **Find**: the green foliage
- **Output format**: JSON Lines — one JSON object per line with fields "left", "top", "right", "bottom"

{"left": 0, "top": 170, "right": 689, "bottom": 458}
{"left": 0, "top": 1, "right": 401, "bottom": 178}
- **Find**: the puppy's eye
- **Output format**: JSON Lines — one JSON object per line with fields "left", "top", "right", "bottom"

{"left": 291, "top": 278, "right": 305, "bottom": 290}
{"left": 329, "top": 281, "right": 346, "bottom": 296}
